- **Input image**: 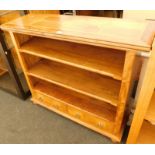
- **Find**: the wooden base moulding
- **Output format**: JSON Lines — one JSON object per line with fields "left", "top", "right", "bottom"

{"left": 31, "top": 90, "right": 123, "bottom": 142}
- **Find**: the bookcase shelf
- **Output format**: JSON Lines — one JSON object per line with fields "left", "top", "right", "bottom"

{"left": 127, "top": 84, "right": 155, "bottom": 144}
{"left": 27, "top": 58, "right": 121, "bottom": 106}
{"left": 20, "top": 37, "right": 125, "bottom": 80}
{"left": 137, "top": 120, "right": 155, "bottom": 144}
{"left": 127, "top": 41, "right": 155, "bottom": 144}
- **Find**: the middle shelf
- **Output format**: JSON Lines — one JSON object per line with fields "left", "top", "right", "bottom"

{"left": 25, "top": 55, "right": 121, "bottom": 106}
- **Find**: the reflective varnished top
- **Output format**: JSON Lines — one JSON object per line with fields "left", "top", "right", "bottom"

{"left": 1, "top": 14, "right": 155, "bottom": 51}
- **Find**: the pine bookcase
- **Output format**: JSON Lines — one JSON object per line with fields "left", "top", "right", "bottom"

{"left": 1, "top": 14, "right": 155, "bottom": 142}
{"left": 127, "top": 42, "right": 155, "bottom": 144}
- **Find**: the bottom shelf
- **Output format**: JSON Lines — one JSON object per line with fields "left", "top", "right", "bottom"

{"left": 32, "top": 95, "right": 123, "bottom": 142}
{"left": 137, "top": 120, "right": 155, "bottom": 144}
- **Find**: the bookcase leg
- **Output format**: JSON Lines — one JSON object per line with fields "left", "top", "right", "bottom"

{"left": 127, "top": 45, "right": 155, "bottom": 143}
{"left": 111, "top": 138, "right": 118, "bottom": 143}
{"left": 114, "top": 51, "right": 136, "bottom": 134}
{"left": 32, "top": 100, "right": 38, "bottom": 105}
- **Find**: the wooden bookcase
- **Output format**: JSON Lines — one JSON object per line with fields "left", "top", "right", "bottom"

{"left": 1, "top": 14, "right": 155, "bottom": 142}
{"left": 127, "top": 44, "right": 155, "bottom": 144}
{"left": 131, "top": 91, "right": 155, "bottom": 144}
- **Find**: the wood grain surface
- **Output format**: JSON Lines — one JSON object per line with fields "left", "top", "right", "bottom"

{"left": 1, "top": 14, "right": 155, "bottom": 51}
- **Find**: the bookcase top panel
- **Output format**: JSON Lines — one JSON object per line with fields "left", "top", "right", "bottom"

{"left": 1, "top": 14, "right": 155, "bottom": 51}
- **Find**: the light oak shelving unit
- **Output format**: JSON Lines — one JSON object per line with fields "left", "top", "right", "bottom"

{"left": 128, "top": 91, "right": 155, "bottom": 144}
{"left": 127, "top": 41, "right": 155, "bottom": 143}
{"left": 1, "top": 14, "right": 155, "bottom": 142}
{"left": 127, "top": 85, "right": 155, "bottom": 143}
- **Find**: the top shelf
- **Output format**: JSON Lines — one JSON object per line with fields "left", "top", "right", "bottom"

{"left": 20, "top": 37, "right": 125, "bottom": 80}
{"left": 1, "top": 14, "right": 155, "bottom": 51}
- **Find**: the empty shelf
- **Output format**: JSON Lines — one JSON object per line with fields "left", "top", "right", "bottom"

{"left": 27, "top": 59, "right": 120, "bottom": 106}
{"left": 33, "top": 79, "right": 116, "bottom": 122}
{"left": 137, "top": 120, "right": 155, "bottom": 144}
{"left": 20, "top": 37, "right": 125, "bottom": 80}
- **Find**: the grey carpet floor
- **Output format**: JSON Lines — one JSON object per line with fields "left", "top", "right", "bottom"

{"left": 0, "top": 89, "right": 114, "bottom": 144}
